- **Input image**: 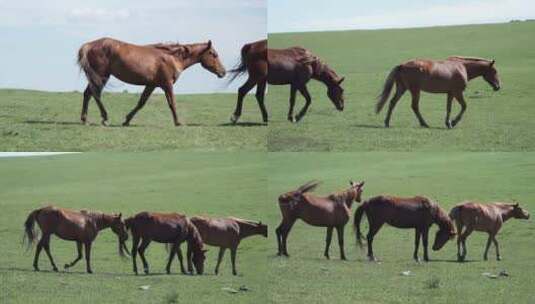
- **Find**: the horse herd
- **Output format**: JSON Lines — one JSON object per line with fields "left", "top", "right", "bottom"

{"left": 23, "top": 181, "right": 529, "bottom": 275}
{"left": 78, "top": 38, "right": 501, "bottom": 128}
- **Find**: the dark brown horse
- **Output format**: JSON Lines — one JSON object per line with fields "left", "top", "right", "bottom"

{"left": 376, "top": 57, "right": 500, "bottom": 128}
{"left": 449, "top": 201, "right": 529, "bottom": 262}
{"left": 189, "top": 216, "right": 267, "bottom": 275}
{"left": 228, "top": 40, "right": 345, "bottom": 124}
{"left": 77, "top": 37, "right": 226, "bottom": 126}
{"left": 276, "top": 181, "right": 364, "bottom": 259}
{"left": 354, "top": 195, "right": 455, "bottom": 262}
{"left": 23, "top": 205, "right": 129, "bottom": 273}
{"left": 124, "top": 212, "right": 207, "bottom": 275}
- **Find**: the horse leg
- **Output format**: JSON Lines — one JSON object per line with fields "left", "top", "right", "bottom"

{"left": 445, "top": 92, "right": 453, "bottom": 129}
{"left": 131, "top": 234, "right": 140, "bottom": 275}
{"left": 295, "top": 85, "right": 312, "bottom": 122}
{"left": 175, "top": 245, "right": 187, "bottom": 274}
{"left": 459, "top": 227, "right": 473, "bottom": 261}
{"left": 409, "top": 89, "right": 429, "bottom": 127}
{"left": 186, "top": 243, "right": 194, "bottom": 274}
{"left": 162, "top": 84, "right": 181, "bottom": 126}
{"left": 422, "top": 228, "right": 430, "bottom": 262}
{"left": 483, "top": 234, "right": 492, "bottom": 261}
{"left": 41, "top": 234, "right": 58, "bottom": 272}
{"left": 492, "top": 235, "right": 501, "bottom": 261}
{"left": 138, "top": 238, "right": 151, "bottom": 274}
{"left": 384, "top": 85, "right": 406, "bottom": 128}
{"left": 275, "top": 222, "right": 283, "bottom": 255}
{"left": 336, "top": 225, "right": 347, "bottom": 260}
{"left": 324, "top": 227, "right": 333, "bottom": 259}
{"left": 64, "top": 241, "right": 83, "bottom": 269}
{"left": 84, "top": 242, "right": 93, "bottom": 273}
{"left": 413, "top": 229, "right": 421, "bottom": 262}
{"left": 80, "top": 86, "right": 92, "bottom": 125}
{"left": 287, "top": 85, "right": 297, "bottom": 122}
{"left": 165, "top": 243, "right": 178, "bottom": 274}
{"left": 90, "top": 77, "right": 110, "bottom": 126}
{"left": 451, "top": 92, "right": 467, "bottom": 127}
{"left": 33, "top": 238, "right": 44, "bottom": 271}
{"left": 366, "top": 221, "right": 383, "bottom": 262}
{"left": 456, "top": 223, "right": 464, "bottom": 262}
{"left": 123, "top": 85, "right": 155, "bottom": 126}
{"left": 230, "top": 247, "right": 238, "bottom": 276}
{"left": 231, "top": 77, "right": 256, "bottom": 124}
{"left": 255, "top": 80, "right": 268, "bottom": 123}
{"left": 215, "top": 247, "right": 226, "bottom": 275}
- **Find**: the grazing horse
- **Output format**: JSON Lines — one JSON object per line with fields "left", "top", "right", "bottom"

{"left": 376, "top": 56, "right": 501, "bottom": 128}
{"left": 449, "top": 202, "right": 529, "bottom": 262}
{"left": 124, "top": 212, "right": 207, "bottom": 275}
{"left": 23, "top": 205, "right": 129, "bottom": 273}
{"left": 77, "top": 37, "right": 226, "bottom": 126}
{"left": 228, "top": 40, "right": 345, "bottom": 124}
{"left": 276, "top": 181, "right": 364, "bottom": 259}
{"left": 189, "top": 216, "right": 267, "bottom": 275}
{"left": 354, "top": 195, "right": 455, "bottom": 262}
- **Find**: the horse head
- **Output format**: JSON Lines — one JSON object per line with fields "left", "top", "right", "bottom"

{"left": 327, "top": 76, "right": 345, "bottom": 111}
{"left": 199, "top": 40, "right": 226, "bottom": 78}
{"left": 349, "top": 180, "right": 365, "bottom": 202}
{"left": 482, "top": 60, "right": 500, "bottom": 91}
{"left": 110, "top": 213, "right": 130, "bottom": 257}
{"left": 432, "top": 208, "right": 456, "bottom": 251}
{"left": 511, "top": 202, "right": 530, "bottom": 219}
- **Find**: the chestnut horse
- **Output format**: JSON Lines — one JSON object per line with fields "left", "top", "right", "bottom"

{"left": 228, "top": 40, "right": 345, "bottom": 124}
{"left": 124, "top": 212, "right": 207, "bottom": 275}
{"left": 449, "top": 202, "right": 529, "bottom": 262}
{"left": 23, "top": 205, "right": 129, "bottom": 273}
{"left": 189, "top": 216, "right": 267, "bottom": 275}
{"left": 354, "top": 195, "right": 455, "bottom": 262}
{"left": 77, "top": 37, "right": 226, "bottom": 126}
{"left": 276, "top": 181, "right": 364, "bottom": 259}
{"left": 376, "top": 56, "right": 500, "bottom": 128}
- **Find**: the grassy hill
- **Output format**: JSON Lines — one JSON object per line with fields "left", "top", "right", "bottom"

{"left": 267, "top": 22, "right": 535, "bottom": 151}
{"left": 0, "top": 90, "right": 267, "bottom": 151}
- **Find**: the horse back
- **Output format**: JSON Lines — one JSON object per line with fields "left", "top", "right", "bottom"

{"left": 366, "top": 195, "right": 435, "bottom": 228}
{"left": 190, "top": 216, "right": 239, "bottom": 248}
{"left": 451, "top": 202, "right": 502, "bottom": 231}
{"left": 399, "top": 59, "right": 467, "bottom": 92}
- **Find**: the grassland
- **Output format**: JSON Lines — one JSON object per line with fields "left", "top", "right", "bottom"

{"left": 267, "top": 21, "right": 535, "bottom": 151}
{"left": 1, "top": 152, "right": 534, "bottom": 303}
{"left": 0, "top": 89, "right": 267, "bottom": 151}
{"left": 0, "top": 153, "right": 269, "bottom": 303}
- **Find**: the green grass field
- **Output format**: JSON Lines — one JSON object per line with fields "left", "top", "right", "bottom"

{"left": 0, "top": 90, "right": 267, "bottom": 151}
{"left": 0, "top": 153, "right": 269, "bottom": 303}
{"left": 267, "top": 22, "right": 535, "bottom": 151}
{"left": 1, "top": 152, "right": 534, "bottom": 303}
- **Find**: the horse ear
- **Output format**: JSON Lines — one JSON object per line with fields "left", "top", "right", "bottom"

{"left": 490, "top": 60, "right": 495, "bottom": 67}
{"left": 359, "top": 181, "right": 365, "bottom": 187}
{"left": 207, "top": 40, "right": 212, "bottom": 49}
{"left": 338, "top": 77, "right": 345, "bottom": 85}
{"left": 118, "top": 213, "right": 122, "bottom": 218}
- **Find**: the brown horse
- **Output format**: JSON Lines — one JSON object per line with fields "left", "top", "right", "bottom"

{"left": 228, "top": 40, "right": 345, "bottom": 124}
{"left": 77, "top": 37, "right": 226, "bottom": 126}
{"left": 23, "top": 205, "right": 129, "bottom": 273}
{"left": 449, "top": 202, "right": 529, "bottom": 262}
{"left": 376, "top": 56, "right": 500, "bottom": 128}
{"left": 276, "top": 181, "right": 364, "bottom": 259}
{"left": 354, "top": 195, "right": 455, "bottom": 262}
{"left": 189, "top": 216, "right": 267, "bottom": 275}
{"left": 124, "top": 212, "right": 207, "bottom": 275}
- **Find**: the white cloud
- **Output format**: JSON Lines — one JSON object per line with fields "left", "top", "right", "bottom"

{"left": 69, "top": 8, "right": 130, "bottom": 23}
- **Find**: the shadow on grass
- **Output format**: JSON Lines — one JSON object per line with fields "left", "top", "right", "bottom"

{"left": 219, "top": 122, "right": 267, "bottom": 127}
{"left": 0, "top": 266, "right": 200, "bottom": 277}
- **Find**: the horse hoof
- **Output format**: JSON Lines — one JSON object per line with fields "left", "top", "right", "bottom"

{"left": 122, "top": 121, "right": 130, "bottom": 127}
{"left": 288, "top": 116, "right": 296, "bottom": 123}
{"left": 53, "top": 267, "right": 59, "bottom": 272}
{"left": 81, "top": 119, "right": 89, "bottom": 126}
{"left": 87, "top": 270, "right": 93, "bottom": 274}
{"left": 497, "top": 256, "right": 502, "bottom": 261}
{"left": 101, "top": 120, "right": 109, "bottom": 126}
{"left": 33, "top": 266, "right": 40, "bottom": 272}
{"left": 324, "top": 255, "right": 330, "bottom": 260}
{"left": 446, "top": 121, "right": 453, "bottom": 129}
{"left": 64, "top": 264, "right": 69, "bottom": 269}
{"left": 230, "top": 114, "right": 239, "bottom": 124}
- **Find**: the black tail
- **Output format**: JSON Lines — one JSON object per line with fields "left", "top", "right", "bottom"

{"left": 376, "top": 65, "right": 400, "bottom": 114}
{"left": 227, "top": 43, "right": 251, "bottom": 84}
{"left": 353, "top": 202, "right": 368, "bottom": 248}
{"left": 23, "top": 208, "right": 41, "bottom": 251}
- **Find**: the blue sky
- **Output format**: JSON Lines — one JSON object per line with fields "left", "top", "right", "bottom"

{"left": 269, "top": 0, "right": 535, "bottom": 33}
{"left": 0, "top": 0, "right": 266, "bottom": 93}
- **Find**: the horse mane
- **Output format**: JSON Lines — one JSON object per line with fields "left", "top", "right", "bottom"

{"left": 432, "top": 204, "right": 455, "bottom": 232}
{"left": 296, "top": 180, "right": 321, "bottom": 194}
{"left": 328, "top": 187, "right": 355, "bottom": 204}
{"left": 448, "top": 56, "right": 492, "bottom": 63}
{"left": 187, "top": 219, "right": 204, "bottom": 250}
{"left": 148, "top": 42, "right": 189, "bottom": 58}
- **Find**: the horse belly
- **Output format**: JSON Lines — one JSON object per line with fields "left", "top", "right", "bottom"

{"left": 267, "top": 62, "right": 296, "bottom": 85}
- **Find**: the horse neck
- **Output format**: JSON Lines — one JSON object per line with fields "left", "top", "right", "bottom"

{"left": 497, "top": 204, "right": 515, "bottom": 222}
{"left": 92, "top": 213, "right": 113, "bottom": 231}
{"left": 312, "top": 63, "right": 337, "bottom": 87}
{"left": 330, "top": 190, "right": 355, "bottom": 208}
{"left": 180, "top": 43, "right": 207, "bottom": 70}
{"left": 186, "top": 224, "right": 204, "bottom": 251}
{"left": 432, "top": 206, "right": 452, "bottom": 230}
{"left": 236, "top": 221, "right": 263, "bottom": 240}
{"left": 461, "top": 60, "right": 489, "bottom": 80}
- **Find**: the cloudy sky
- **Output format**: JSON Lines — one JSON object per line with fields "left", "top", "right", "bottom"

{"left": 269, "top": 0, "right": 535, "bottom": 33}
{"left": 0, "top": 0, "right": 266, "bottom": 93}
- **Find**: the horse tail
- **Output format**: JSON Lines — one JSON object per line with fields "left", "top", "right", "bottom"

{"left": 353, "top": 201, "right": 368, "bottom": 248}
{"left": 376, "top": 65, "right": 400, "bottom": 114}
{"left": 77, "top": 42, "right": 103, "bottom": 92}
{"left": 23, "top": 208, "right": 41, "bottom": 250}
{"left": 227, "top": 43, "right": 251, "bottom": 84}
